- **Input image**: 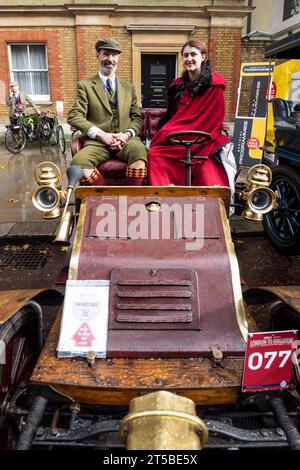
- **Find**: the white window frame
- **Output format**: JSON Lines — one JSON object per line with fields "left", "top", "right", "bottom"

{"left": 8, "top": 43, "right": 50, "bottom": 102}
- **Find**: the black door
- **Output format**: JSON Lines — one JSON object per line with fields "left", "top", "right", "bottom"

{"left": 141, "top": 54, "right": 176, "bottom": 108}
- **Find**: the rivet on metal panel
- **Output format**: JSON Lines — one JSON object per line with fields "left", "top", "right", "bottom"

{"left": 276, "top": 427, "right": 285, "bottom": 437}
{"left": 150, "top": 269, "right": 158, "bottom": 276}
{"left": 86, "top": 350, "right": 96, "bottom": 367}
{"left": 211, "top": 348, "right": 224, "bottom": 368}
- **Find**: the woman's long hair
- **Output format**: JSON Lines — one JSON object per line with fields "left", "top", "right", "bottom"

{"left": 180, "top": 39, "right": 211, "bottom": 96}
{"left": 158, "top": 39, "right": 212, "bottom": 129}
{"left": 181, "top": 39, "right": 208, "bottom": 63}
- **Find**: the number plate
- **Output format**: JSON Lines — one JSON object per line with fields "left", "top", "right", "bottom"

{"left": 242, "top": 330, "right": 298, "bottom": 392}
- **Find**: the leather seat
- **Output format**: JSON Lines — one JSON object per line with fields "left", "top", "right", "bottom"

{"left": 147, "top": 108, "right": 166, "bottom": 138}
{"left": 70, "top": 108, "right": 166, "bottom": 185}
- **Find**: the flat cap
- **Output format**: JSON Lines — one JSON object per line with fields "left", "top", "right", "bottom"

{"left": 10, "top": 81, "right": 18, "bottom": 87}
{"left": 95, "top": 38, "right": 122, "bottom": 53}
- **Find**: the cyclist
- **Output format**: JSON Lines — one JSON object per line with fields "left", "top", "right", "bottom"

{"left": 6, "top": 81, "right": 40, "bottom": 125}
{"left": 6, "top": 81, "right": 41, "bottom": 147}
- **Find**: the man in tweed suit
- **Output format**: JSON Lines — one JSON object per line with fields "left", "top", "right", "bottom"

{"left": 6, "top": 81, "right": 40, "bottom": 124}
{"left": 67, "top": 38, "right": 147, "bottom": 185}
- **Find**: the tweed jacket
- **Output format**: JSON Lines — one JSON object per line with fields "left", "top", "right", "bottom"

{"left": 6, "top": 91, "right": 38, "bottom": 118}
{"left": 67, "top": 74, "right": 142, "bottom": 144}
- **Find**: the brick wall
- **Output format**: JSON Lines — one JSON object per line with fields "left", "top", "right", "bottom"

{"left": 0, "top": 27, "right": 76, "bottom": 122}
{"left": 0, "top": 24, "right": 243, "bottom": 123}
{"left": 208, "top": 28, "right": 242, "bottom": 121}
{"left": 238, "top": 40, "right": 272, "bottom": 116}
{"left": 57, "top": 29, "right": 78, "bottom": 116}
{"left": 74, "top": 26, "right": 132, "bottom": 81}
{"left": 241, "top": 40, "right": 272, "bottom": 63}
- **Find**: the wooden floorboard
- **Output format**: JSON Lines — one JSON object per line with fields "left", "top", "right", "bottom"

{"left": 31, "top": 312, "right": 244, "bottom": 405}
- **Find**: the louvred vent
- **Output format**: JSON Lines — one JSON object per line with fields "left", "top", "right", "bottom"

{"left": 109, "top": 268, "right": 200, "bottom": 330}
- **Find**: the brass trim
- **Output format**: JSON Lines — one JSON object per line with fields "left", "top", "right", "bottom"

{"left": 119, "top": 410, "right": 208, "bottom": 449}
{"left": 32, "top": 185, "right": 61, "bottom": 217}
{"left": 219, "top": 201, "right": 248, "bottom": 342}
{"left": 34, "top": 161, "right": 61, "bottom": 186}
{"left": 68, "top": 202, "right": 86, "bottom": 280}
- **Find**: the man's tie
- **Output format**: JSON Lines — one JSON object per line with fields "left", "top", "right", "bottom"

{"left": 106, "top": 78, "right": 113, "bottom": 96}
{"left": 15, "top": 94, "right": 23, "bottom": 113}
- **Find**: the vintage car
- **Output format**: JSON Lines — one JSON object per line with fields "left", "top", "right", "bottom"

{"left": 1, "top": 124, "right": 300, "bottom": 450}
{"left": 263, "top": 32, "right": 300, "bottom": 254}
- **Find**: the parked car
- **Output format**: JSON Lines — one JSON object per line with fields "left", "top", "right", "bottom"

{"left": 1, "top": 128, "right": 300, "bottom": 450}
{"left": 263, "top": 32, "right": 300, "bottom": 254}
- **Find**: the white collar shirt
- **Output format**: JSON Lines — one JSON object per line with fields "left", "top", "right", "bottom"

{"left": 98, "top": 72, "right": 116, "bottom": 93}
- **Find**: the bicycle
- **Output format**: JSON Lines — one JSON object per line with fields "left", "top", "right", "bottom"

{"left": 5, "top": 111, "right": 66, "bottom": 154}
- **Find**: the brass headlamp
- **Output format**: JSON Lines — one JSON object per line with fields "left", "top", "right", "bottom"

{"left": 32, "top": 161, "right": 83, "bottom": 245}
{"left": 32, "top": 162, "right": 62, "bottom": 218}
{"left": 240, "top": 164, "right": 276, "bottom": 221}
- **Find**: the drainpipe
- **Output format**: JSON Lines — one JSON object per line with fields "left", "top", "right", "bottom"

{"left": 247, "top": 0, "right": 253, "bottom": 35}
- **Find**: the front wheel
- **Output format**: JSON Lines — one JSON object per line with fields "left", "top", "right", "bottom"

{"left": 268, "top": 300, "right": 300, "bottom": 334}
{"left": 0, "top": 306, "right": 43, "bottom": 449}
{"left": 5, "top": 128, "right": 27, "bottom": 154}
{"left": 263, "top": 165, "right": 300, "bottom": 254}
{"left": 56, "top": 125, "right": 65, "bottom": 153}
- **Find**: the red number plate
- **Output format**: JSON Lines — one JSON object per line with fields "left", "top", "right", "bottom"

{"left": 242, "top": 330, "right": 298, "bottom": 392}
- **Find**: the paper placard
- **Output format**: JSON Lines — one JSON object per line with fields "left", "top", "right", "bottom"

{"left": 57, "top": 279, "right": 110, "bottom": 358}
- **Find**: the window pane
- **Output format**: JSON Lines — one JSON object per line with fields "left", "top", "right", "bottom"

{"left": 11, "top": 45, "right": 29, "bottom": 69}
{"left": 32, "top": 72, "right": 49, "bottom": 94}
{"left": 14, "top": 72, "right": 32, "bottom": 94}
{"left": 10, "top": 43, "right": 49, "bottom": 99}
{"left": 29, "top": 45, "right": 47, "bottom": 69}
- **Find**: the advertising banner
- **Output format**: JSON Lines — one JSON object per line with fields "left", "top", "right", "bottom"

{"left": 233, "top": 62, "right": 274, "bottom": 168}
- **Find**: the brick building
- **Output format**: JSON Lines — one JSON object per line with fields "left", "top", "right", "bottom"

{"left": 0, "top": 0, "right": 251, "bottom": 124}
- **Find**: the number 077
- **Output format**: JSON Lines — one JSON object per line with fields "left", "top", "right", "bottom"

{"left": 248, "top": 350, "right": 292, "bottom": 370}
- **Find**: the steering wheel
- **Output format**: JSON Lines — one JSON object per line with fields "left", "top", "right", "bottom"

{"left": 165, "top": 130, "right": 212, "bottom": 147}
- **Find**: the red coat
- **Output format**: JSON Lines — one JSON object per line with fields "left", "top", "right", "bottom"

{"left": 148, "top": 72, "right": 229, "bottom": 186}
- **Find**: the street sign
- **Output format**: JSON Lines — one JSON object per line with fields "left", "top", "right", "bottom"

{"left": 242, "top": 330, "right": 298, "bottom": 392}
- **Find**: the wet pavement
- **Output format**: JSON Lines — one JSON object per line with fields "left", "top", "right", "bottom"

{"left": 0, "top": 141, "right": 70, "bottom": 225}
{"left": 0, "top": 142, "right": 72, "bottom": 294}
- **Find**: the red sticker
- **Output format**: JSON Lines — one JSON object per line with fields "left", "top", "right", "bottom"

{"left": 242, "top": 330, "right": 298, "bottom": 392}
{"left": 265, "top": 81, "right": 277, "bottom": 100}
{"left": 246, "top": 137, "right": 260, "bottom": 150}
{"left": 72, "top": 322, "right": 96, "bottom": 348}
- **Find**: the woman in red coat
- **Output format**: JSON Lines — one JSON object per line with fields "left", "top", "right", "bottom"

{"left": 148, "top": 39, "right": 231, "bottom": 187}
